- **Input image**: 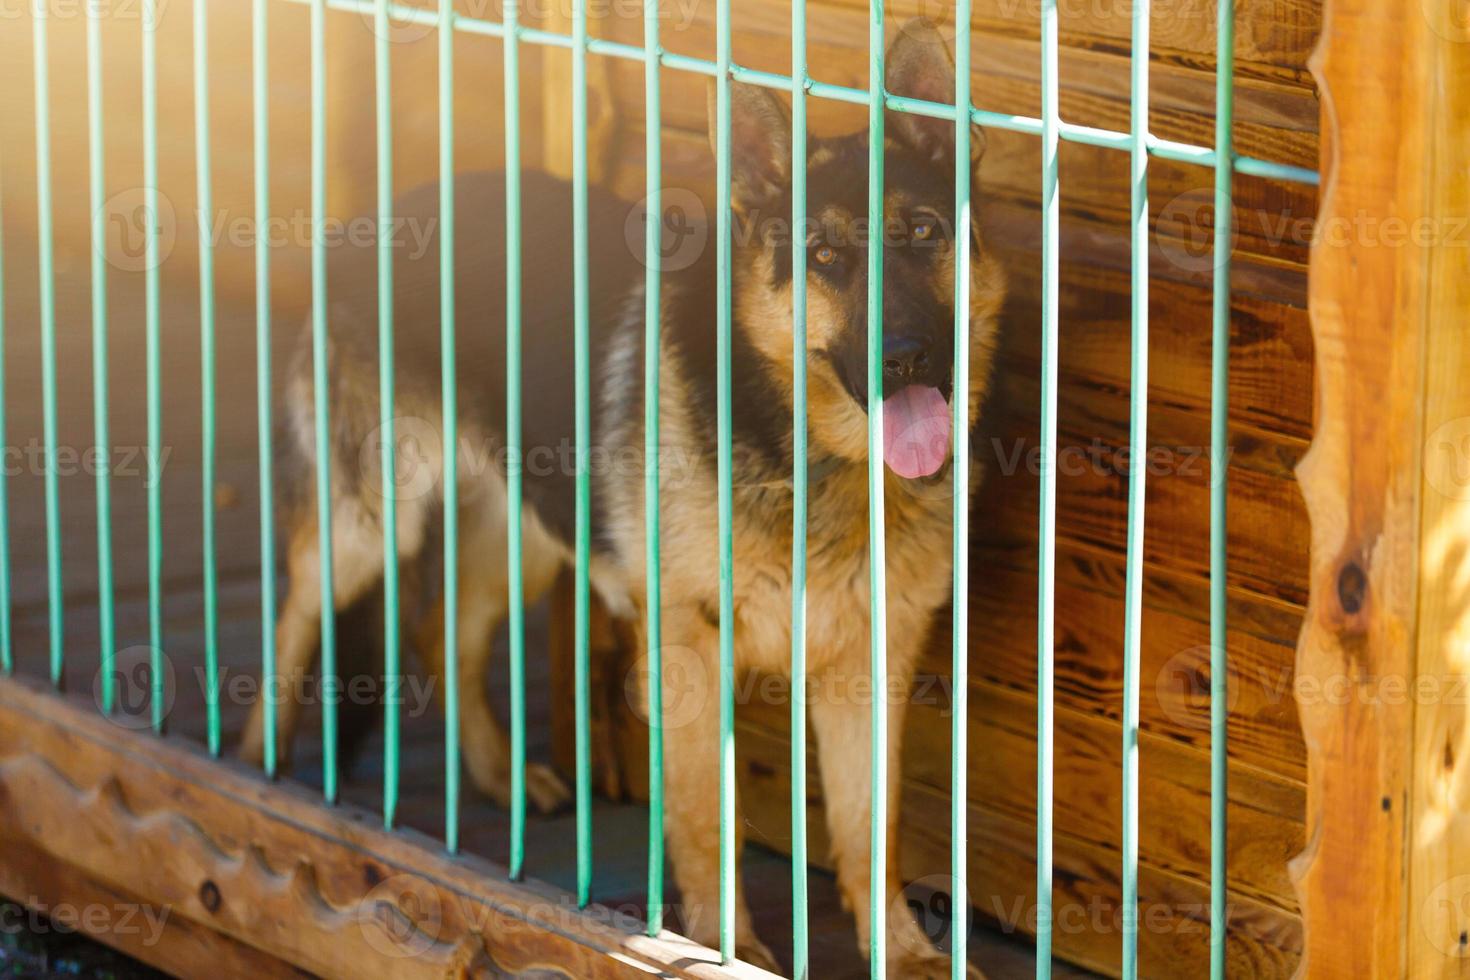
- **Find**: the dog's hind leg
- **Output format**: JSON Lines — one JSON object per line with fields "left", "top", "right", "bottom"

{"left": 415, "top": 479, "right": 571, "bottom": 814}
{"left": 239, "top": 502, "right": 386, "bottom": 769}
{"left": 652, "top": 604, "right": 780, "bottom": 973}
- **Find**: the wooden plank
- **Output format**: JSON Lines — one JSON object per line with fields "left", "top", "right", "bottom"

{"left": 0, "top": 837, "right": 307, "bottom": 980}
{"left": 1401, "top": 1, "right": 1470, "bottom": 974}
{"left": 974, "top": 369, "right": 1311, "bottom": 608}
{"left": 730, "top": 719, "right": 1303, "bottom": 978}
{"left": 1289, "top": 0, "right": 1470, "bottom": 970}
{"left": 0, "top": 674, "right": 778, "bottom": 980}
{"left": 733, "top": 678, "right": 1303, "bottom": 913}
{"left": 928, "top": 562, "right": 1306, "bottom": 783}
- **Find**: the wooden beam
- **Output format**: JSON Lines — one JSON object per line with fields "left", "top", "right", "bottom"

{"left": 0, "top": 675, "right": 776, "bottom": 980}
{"left": 1290, "top": 0, "right": 1470, "bottom": 972}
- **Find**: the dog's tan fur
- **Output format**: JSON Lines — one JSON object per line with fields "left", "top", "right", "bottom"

{"left": 239, "top": 18, "right": 1004, "bottom": 977}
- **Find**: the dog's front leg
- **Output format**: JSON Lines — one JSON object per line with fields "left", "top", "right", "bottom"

{"left": 809, "top": 658, "right": 987, "bottom": 979}
{"left": 654, "top": 603, "right": 780, "bottom": 973}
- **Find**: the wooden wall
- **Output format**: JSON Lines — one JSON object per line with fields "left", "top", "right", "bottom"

{"left": 563, "top": 1, "right": 1319, "bottom": 978}
{"left": 0, "top": 0, "right": 1317, "bottom": 976}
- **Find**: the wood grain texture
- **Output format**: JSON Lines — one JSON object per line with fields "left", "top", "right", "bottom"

{"left": 548, "top": 7, "right": 1320, "bottom": 969}
{"left": 1290, "top": 0, "right": 1470, "bottom": 971}
{"left": 0, "top": 674, "right": 779, "bottom": 980}
{"left": 1406, "top": 4, "right": 1470, "bottom": 971}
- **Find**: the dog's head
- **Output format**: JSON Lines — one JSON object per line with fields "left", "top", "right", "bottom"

{"left": 709, "top": 18, "right": 1006, "bottom": 480}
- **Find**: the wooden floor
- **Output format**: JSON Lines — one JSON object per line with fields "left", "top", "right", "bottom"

{"left": 0, "top": 221, "right": 1094, "bottom": 979}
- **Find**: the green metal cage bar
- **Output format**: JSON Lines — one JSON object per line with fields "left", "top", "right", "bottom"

{"left": 278, "top": 0, "right": 1320, "bottom": 190}
{"left": 0, "top": 156, "right": 10, "bottom": 676}
{"left": 502, "top": 0, "right": 528, "bottom": 882}
{"left": 789, "top": 0, "right": 810, "bottom": 974}
{"left": 439, "top": 0, "right": 461, "bottom": 856}
{"left": 571, "top": 0, "right": 595, "bottom": 909}
{"left": 1037, "top": 0, "right": 1060, "bottom": 968}
{"left": 142, "top": 0, "right": 164, "bottom": 733}
{"left": 374, "top": 0, "right": 402, "bottom": 830}
{"left": 1122, "top": 0, "right": 1152, "bottom": 970}
{"left": 953, "top": 4, "right": 975, "bottom": 978}
{"left": 642, "top": 0, "right": 666, "bottom": 940}
{"left": 310, "top": 0, "right": 340, "bottom": 803}
{"left": 1211, "top": 0, "right": 1237, "bottom": 971}
{"left": 714, "top": 0, "right": 735, "bottom": 955}
{"left": 865, "top": 1, "right": 887, "bottom": 974}
{"left": 86, "top": 0, "right": 115, "bottom": 714}
{"left": 31, "top": 0, "right": 63, "bottom": 689}
{"left": 253, "top": 0, "right": 278, "bottom": 779}
{"left": 196, "top": 0, "right": 222, "bottom": 758}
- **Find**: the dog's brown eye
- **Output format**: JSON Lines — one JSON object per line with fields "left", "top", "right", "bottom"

{"left": 912, "top": 220, "right": 934, "bottom": 241}
{"left": 814, "top": 244, "right": 837, "bottom": 265}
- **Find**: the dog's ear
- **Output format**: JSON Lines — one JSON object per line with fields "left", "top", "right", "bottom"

{"left": 885, "top": 18, "right": 986, "bottom": 166}
{"left": 707, "top": 80, "right": 792, "bottom": 214}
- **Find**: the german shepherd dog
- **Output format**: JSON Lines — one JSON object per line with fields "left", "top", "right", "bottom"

{"left": 239, "top": 18, "right": 1004, "bottom": 977}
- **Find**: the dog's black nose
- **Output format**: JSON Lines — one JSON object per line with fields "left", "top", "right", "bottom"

{"left": 882, "top": 336, "right": 932, "bottom": 384}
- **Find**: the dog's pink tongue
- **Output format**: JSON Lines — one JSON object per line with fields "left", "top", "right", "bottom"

{"left": 882, "top": 385, "right": 952, "bottom": 479}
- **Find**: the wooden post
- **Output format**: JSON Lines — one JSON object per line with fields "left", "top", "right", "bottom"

{"left": 1291, "top": 0, "right": 1470, "bottom": 972}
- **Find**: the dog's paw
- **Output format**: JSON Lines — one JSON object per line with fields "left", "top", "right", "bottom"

{"left": 735, "top": 936, "right": 782, "bottom": 974}
{"left": 470, "top": 761, "right": 572, "bottom": 815}
{"left": 526, "top": 762, "right": 573, "bottom": 814}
